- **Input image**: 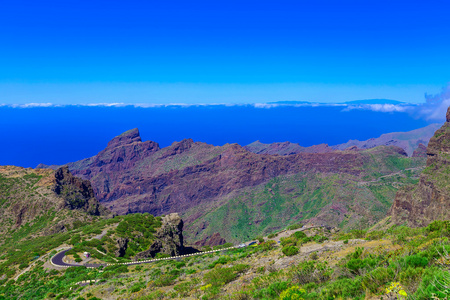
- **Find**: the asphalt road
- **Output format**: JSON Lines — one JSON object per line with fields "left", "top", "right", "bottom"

{"left": 50, "top": 225, "right": 326, "bottom": 269}
{"left": 51, "top": 249, "right": 103, "bottom": 268}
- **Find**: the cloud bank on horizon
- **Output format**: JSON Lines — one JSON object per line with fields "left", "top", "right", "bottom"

{"left": 2, "top": 84, "right": 450, "bottom": 121}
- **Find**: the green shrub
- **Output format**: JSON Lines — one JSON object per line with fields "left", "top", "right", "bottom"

{"left": 287, "top": 223, "right": 303, "bottom": 231}
{"left": 362, "top": 267, "right": 393, "bottom": 293}
{"left": 399, "top": 267, "right": 424, "bottom": 293}
{"left": 260, "top": 240, "right": 277, "bottom": 251}
{"left": 414, "top": 267, "right": 450, "bottom": 299}
{"left": 253, "top": 281, "right": 289, "bottom": 298}
{"left": 313, "top": 235, "right": 328, "bottom": 243}
{"left": 292, "top": 231, "right": 307, "bottom": 240}
{"left": 282, "top": 246, "right": 299, "bottom": 256}
{"left": 366, "top": 230, "right": 384, "bottom": 240}
{"left": 280, "top": 237, "right": 297, "bottom": 247}
{"left": 208, "top": 256, "right": 229, "bottom": 269}
{"left": 203, "top": 264, "right": 249, "bottom": 287}
{"left": 404, "top": 255, "right": 428, "bottom": 268}
{"left": 350, "top": 229, "right": 366, "bottom": 239}
{"left": 320, "top": 277, "right": 363, "bottom": 299}
{"left": 154, "top": 274, "right": 176, "bottom": 287}
{"left": 426, "top": 220, "right": 450, "bottom": 234}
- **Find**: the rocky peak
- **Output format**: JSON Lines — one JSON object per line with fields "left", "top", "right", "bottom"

{"left": 171, "top": 139, "right": 194, "bottom": 153}
{"left": 106, "top": 128, "right": 142, "bottom": 149}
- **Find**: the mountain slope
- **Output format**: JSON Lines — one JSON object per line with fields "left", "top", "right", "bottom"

{"left": 391, "top": 107, "right": 450, "bottom": 226}
{"left": 245, "top": 123, "right": 441, "bottom": 156}
{"left": 0, "top": 166, "right": 111, "bottom": 245}
{"left": 333, "top": 123, "right": 441, "bottom": 156}
{"left": 38, "top": 129, "right": 427, "bottom": 243}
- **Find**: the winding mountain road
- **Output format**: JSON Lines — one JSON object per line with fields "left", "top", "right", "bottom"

{"left": 51, "top": 249, "right": 103, "bottom": 268}
{"left": 49, "top": 225, "right": 327, "bottom": 269}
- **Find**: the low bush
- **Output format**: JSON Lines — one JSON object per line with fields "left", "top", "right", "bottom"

{"left": 282, "top": 246, "right": 299, "bottom": 256}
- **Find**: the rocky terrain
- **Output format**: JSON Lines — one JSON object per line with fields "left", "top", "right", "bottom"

{"left": 391, "top": 107, "right": 450, "bottom": 226}
{"left": 38, "top": 128, "right": 427, "bottom": 244}
{"left": 0, "top": 166, "right": 112, "bottom": 242}
{"left": 332, "top": 123, "right": 441, "bottom": 156}
{"left": 135, "top": 213, "right": 187, "bottom": 259}
{"left": 245, "top": 123, "right": 441, "bottom": 157}
{"left": 244, "top": 141, "right": 334, "bottom": 155}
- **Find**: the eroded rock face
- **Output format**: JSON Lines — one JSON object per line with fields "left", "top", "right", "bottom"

{"left": 390, "top": 107, "right": 450, "bottom": 226}
{"left": 115, "top": 237, "right": 129, "bottom": 257}
{"left": 412, "top": 143, "right": 428, "bottom": 158}
{"left": 53, "top": 166, "right": 109, "bottom": 216}
{"left": 135, "top": 213, "right": 185, "bottom": 259}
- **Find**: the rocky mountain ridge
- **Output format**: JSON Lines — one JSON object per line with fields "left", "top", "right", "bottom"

{"left": 37, "top": 128, "right": 427, "bottom": 243}
{"left": 244, "top": 123, "right": 441, "bottom": 157}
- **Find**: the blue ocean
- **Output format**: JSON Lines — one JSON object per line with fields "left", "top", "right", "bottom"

{"left": 0, "top": 105, "right": 435, "bottom": 167}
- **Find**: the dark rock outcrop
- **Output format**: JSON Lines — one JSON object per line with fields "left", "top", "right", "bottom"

{"left": 53, "top": 166, "right": 109, "bottom": 216}
{"left": 390, "top": 107, "right": 450, "bottom": 226}
{"left": 135, "top": 213, "right": 187, "bottom": 259}
{"left": 412, "top": 143, "right": 428, "bottom": 158}
{"left": 115, "top": 237, "right": 129, "bottom": 257}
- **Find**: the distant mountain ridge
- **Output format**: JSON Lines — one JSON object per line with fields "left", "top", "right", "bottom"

{"left": 244, "top": 123, "right": 441, "bottom": 157}
{"left": 267, "top": 99, "right": 406, "bottom": 105}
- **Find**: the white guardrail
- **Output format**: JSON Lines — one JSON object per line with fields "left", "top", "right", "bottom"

{"left": 105, "top": 246, "right": 237, "bottom": 266}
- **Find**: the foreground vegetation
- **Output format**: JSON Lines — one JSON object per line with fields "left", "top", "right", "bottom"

{"left": 2, "top": 220, "right": 450, "bottom": 299}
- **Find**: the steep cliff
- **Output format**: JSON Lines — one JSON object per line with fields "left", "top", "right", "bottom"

{"left": 390, "top": 107, "right": 450, "bottom": 226}
{"left": 53, "top": 166, "right": 110, "bottom": 216}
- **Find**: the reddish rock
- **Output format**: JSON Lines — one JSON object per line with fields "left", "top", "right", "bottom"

{"left": 41, "top": 129, "right": 416, "bottom": 235}
{"left": 412, "top": 143, "right": 427, "bottom": 158}
{"left": 194, "top": 232, "right": 227, "bottom": 247}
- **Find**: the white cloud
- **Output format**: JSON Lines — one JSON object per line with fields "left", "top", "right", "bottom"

{"left": 344, "top": 103, "right": 416, "bottom": 113}
{"left": 0, "top": 95, "right": 448, "bottom": 122}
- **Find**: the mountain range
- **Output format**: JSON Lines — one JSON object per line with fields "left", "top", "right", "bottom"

{"left": 37, "top": 124, "right": 435, "bottom": 244}
{"left": 244, "top": 123, "right": 440, "bottom": 156}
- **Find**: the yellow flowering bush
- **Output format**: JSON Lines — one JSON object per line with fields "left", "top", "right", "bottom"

{"left": 279, "top": 285, "right": 306, "bottom": 300}
{"left": 385, "top": 282, "right": 407, "bottom": 299}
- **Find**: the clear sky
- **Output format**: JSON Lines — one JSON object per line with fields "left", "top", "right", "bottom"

{"left": 1, "top": 0, "right": 449, "bottom": 104}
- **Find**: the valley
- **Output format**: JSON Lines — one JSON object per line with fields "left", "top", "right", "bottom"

{"left": 0, "top": 114, "right": 450, "bottom": 299}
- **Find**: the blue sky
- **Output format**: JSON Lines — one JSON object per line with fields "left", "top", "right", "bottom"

{"left": 1, "top": 0, "right": 450, "bottom": 104}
